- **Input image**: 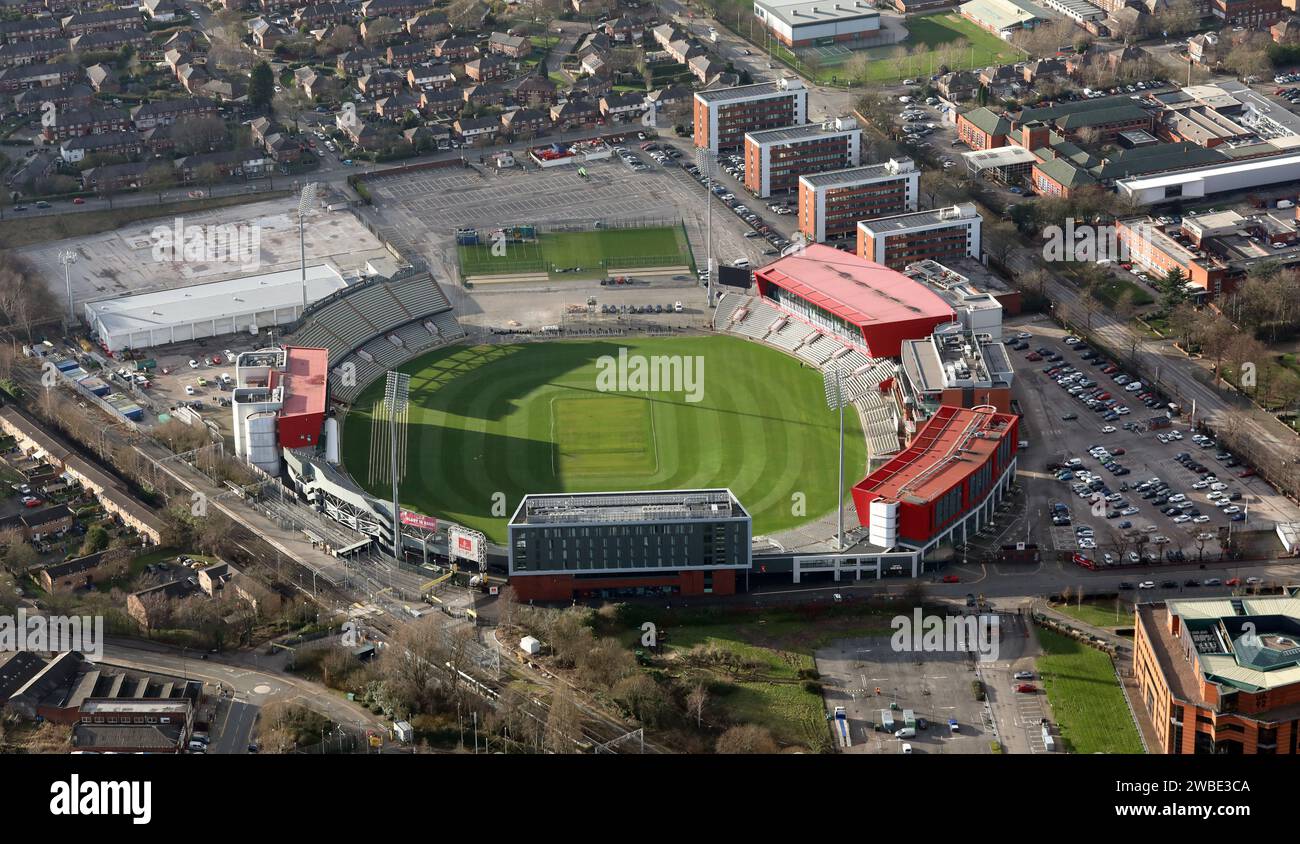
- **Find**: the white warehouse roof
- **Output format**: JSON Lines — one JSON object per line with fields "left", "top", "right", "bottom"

{"left": 85, "top": 265, "right": 349, "bottom": 352}
{"left": 1118, "top": 152, "right": 1300, "bottom": 204}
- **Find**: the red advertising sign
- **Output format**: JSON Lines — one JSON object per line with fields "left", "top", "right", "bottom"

{"left": 400, "top": 510, "right": 438, "bottom": 531}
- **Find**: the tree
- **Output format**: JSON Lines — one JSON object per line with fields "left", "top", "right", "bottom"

{"left": 78, "top": 524, "right": 110, "bottom": 557}
{"left": 362, "top": 16, "right": 402, "bottom": 47}
{"left": 1159, "top": 266, "right": 1188, "bottom": 313}
{"left": 172, "top": 116, "right": 228, "bottom": 155}
{"left": 686, "top": 682, "right": 709, "bottom": 729}
{"left": 983, "top": 218, "right": 1020, "bottom": 268}
{"left": 544, "top": 684, "right": 582, "bottom": 753}
{"left": 1159, "top": 0, "right": 1201, "bottom": 38}
{"left": 715, "top": 724, "right": 779, "bottom": 754}
{"left": 249, "top": 61, "right": 275, "bottom": 110}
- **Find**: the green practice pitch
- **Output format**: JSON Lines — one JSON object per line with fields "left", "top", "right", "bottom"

{"left": 457, "top": 225, "right": 692, "bottom": 279}
{"left": 341, "top": 336, "right": 866, "bottom": 543}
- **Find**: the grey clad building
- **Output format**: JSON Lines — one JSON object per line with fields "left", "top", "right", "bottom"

{"left": 507, "top": 489, "right": 751, "bottom": 600}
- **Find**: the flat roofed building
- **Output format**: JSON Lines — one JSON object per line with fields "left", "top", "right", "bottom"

{"left": 743, "top": 117, "right": 861, "bottom": 197}
{"left": 1118, "top": 151, "right": 1300, "bottom": 207}
{"left": 901, "top": 258, "right": 1007, "bottom": 335}
{"left": 851, "top": 404, "right": 1019, "bottom": 551}
{"left": 693, "top": 77, "right": 807, "bottom": 154}
{"left": 753, "top": 243, "right": 955, "bottom": 357}
{"left": 508, "top": 489, "right": 752, "bottom": 601}
{"left": 232, "top": 345, "right": 329, "bottom": 475}
{"left": 959, "top": 0, "right": 1051, "bottom": 36}
{"left": 1135, "top": 589, "right": 1300, "bottom": 754}
{"left": 799, "top": 158, "right": 919, "bottom": 242}
{"left": 856, "top": 204, "right": 983, "bottom": 271}
{"left": 84, "top": 265, "right": 349, "bottom": 353}
{"left": 752, "top": 0, "right": 881, "bottom": 47}
{"left": 897, "top": 325, "right": 1015, "bottom": 426}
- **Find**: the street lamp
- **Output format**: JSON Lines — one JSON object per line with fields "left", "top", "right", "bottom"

{"left": 58, "top": 249, "right": 77, "bottom": 327}
{"left": 695, "top": 148, "right": 717, "bottom": 305}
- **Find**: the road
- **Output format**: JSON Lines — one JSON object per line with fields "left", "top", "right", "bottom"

{"left": 98, "top": 636, "right": 387, "bottom": 751}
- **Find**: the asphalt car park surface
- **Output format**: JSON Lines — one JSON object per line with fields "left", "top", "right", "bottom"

{"left": 1007, "top": 322, "right": 1267, "bottom": 564}
{"left": 816, "top": 634, "right": 996, "bottom": 754}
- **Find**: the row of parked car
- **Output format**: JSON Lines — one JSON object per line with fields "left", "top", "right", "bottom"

{"left": 684, "top": 158, "right": 792, "bottom": 255}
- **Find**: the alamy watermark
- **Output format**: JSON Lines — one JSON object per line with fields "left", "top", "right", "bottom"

{"left": 890, "top": 608, "right": 1000, "bottom": 663}
{"left": 1, "top": 609, "right": 104, "bottom": 661}
{"left": 595, "top": 346, "right": 704, "bottom": 403}
{"left": 151, "top": 217, "right": 261, "bottom": 271}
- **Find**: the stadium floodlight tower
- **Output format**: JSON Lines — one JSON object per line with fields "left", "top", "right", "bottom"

{"left": 823, "top": 365, "right": 848, "bottom": 552}
{"left": 298, "top": 182, "right": 318, "bottom": 313}
{"left": 384, "top": 370, "right": 411, "bottom": 564}
{"left": 695, "top": 148, "right": 717, "bottom": 305}
{"left": 58, "top": 249, "right": 77, "bottom": 327}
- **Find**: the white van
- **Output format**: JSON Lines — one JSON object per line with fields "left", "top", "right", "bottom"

{"left": 894, "top": 727, "right": 916, "bottom": 739}
{"left": 732, "top": 258, "right": 751, "bottom": 269}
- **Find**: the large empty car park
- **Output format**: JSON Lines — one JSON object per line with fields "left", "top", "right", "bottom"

{"left": 1007, "top": 317, "right": 1300, "bottom": 564}
{"left": 359, "top": 155, "right": 769, "bottom": 294}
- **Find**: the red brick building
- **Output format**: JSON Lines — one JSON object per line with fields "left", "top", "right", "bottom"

{"left": 693, "top": 77, "right": 807, "bottom": 154}
{"left": 1135, "top": 592, "right": 1300, "bottom": 754}
{"left": 798, "top": 158, "right": 919, "bottom": 242}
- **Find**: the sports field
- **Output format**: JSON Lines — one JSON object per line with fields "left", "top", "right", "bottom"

{"left": 340, "top": 337, "right": 866, "bottom": 543}
{"left": 457, "top": 225, "right": 693, "bottom": 279}
{"left": 780, "top": 13, "right": 1023, "bottom": 84}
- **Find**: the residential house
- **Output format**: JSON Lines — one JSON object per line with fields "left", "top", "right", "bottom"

{"left": 295, "top": 66, "right": 332, "bottom": 100}
{"left": 550, "top": 97, "right": 599, "bottom": 130}
{"left": 579, "top": 53, "right": 608, "bottom": 78}
{"left": 357, "top": 67, "right": 405, "bottom": 97}
{"left": 5, "top": 150, "right": 55, "bottom": 191}
{"left": 600, "top": 91, "right": 645, "bottom": 122}
{"left": 175, "top": 148, "right": 268, "bottom": 181}
{"left": 59, "top": 130, "right": 143, "bottom": 163}
{"left": 463, "top": 82, "right": 507, "bottom": 107}
{"left": 646, "top": 83, "right": 691, "bottom": 115}
{"left": 407, "top": 62, "right": 455, "bottom": 89}
{"left": 131, "top": 97, "right": 217, "bottom": 129}
{"left": 576, "top": 31, "right": 612, "bottom": 59}
{"left": 652, "top": 23, "right": 683, "bottom": 50}
{"left": 406, "top": 11, "right": 449, "bottom": 39}
{"left": 978, "top": 64, "right": 1018, "bottom": 90}
{"left": 361, "top": 0, "right": 423, "bottom": 17}
{"left": 419, "top": 87, "right": 462, "bottom": 114}
{"left": 60, "top": 9, "right": 141, "bottom": 37}
{"left": 465, "top": 53, "right": 509, "bottom": 82}
{"left": 374, "top": 90, "right": 421, "bottom": 118}
{"left": 454, "top": 114, "right": 498, "bottom": 144}
{"left": 0, "top": 62, "right": 79, "bottom": 93}
{"left": 1022, "top": 58, "right": 1065, "bottom": 85}
{"left": 248, "top": 17, "right": 284, "bottom": 50}
{"left": 0, "top": 40, "right": 68, "bottom": 69}
{"left": 81, "top": 160, "right": 155, "bottom": 192}
{"left": 359, "top": 18, "right": 405, "bottom": 46}
{"left": 38, "top": 548, "right": 133, "bottom": 593}
{"left": 499, "top": 106, "right": 548, "bottom": 138}
{"left": 386, "top": 42, "right": 435, "bottom": 67}
{"left": 195, "top": 561, "right": 233, "bottom": 597}
{"left": 515, "top": 73, "right": 558, "bottom": 107}
{"left": 294, "top": 2, "right": 353, "bottom": 28}
{"left": 604, "top": 16, "right": 640, "bottom": 43}
{"left": 0, "top": 19, "right": 61, "bottom": 44}
{"left": 488, "top": 31, "right": 530, "bottom": 58}
{"left": 140, "top": 0, "right": 181, "bottom": 22}
{"left": 938, "top": 70, "right": 979, "bottom": 101}
{"left": 195, "top": 75, "right": 247, "bottom": 103}
{"left": 435, "top": 35, "right": 478, "bottom": 62}
{"left": 126, "top": 579, "right": 193, "bottom": 630}
{"left": 85, "top": 63, "right": 118, "bottom": 93}
{"left": 688, "top": 53, "right": 723, "bottom": 83}
{"left": 13, "top": 82, "right": 91, "bottom": 114}
{"left": 0, "top": 503, "right": 73, "bottom": 542}
{"left": 337, "top": 47, "right": 381, "bottom": 77}
{"left": 69, "top": 28, "right": 150, "bottom": 53}
{"left": 666, "top": 38, "right": 704, "bottom": 65}
{"left": 44, "top": 103, "right": 129, "bottom": 141}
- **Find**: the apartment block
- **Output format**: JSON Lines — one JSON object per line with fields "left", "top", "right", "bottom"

{"left": 693, "top": 77, "right": 807, "bottom": 154}
{"left": 742, "top": 117, "right": 861, "bottom": 198}
{"left": 798, "top": 158, "right": 919, "bottom": 242}
{"left": 856, "top": 204, "right": 983, "bottom": 270}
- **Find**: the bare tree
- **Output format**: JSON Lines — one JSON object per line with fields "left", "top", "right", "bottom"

{"left": 544, "top": 683, "right": 582, "bottom": 753}
{"left": 686, "top": 682, "right": 709, "bottom": 729}
{"left": 715, "top": 724, "right": 779, "bottom": 754}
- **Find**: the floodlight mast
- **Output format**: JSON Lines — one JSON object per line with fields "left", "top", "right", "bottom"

{"left": 384, "top": 370, "right": 410, "bottom": 563}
